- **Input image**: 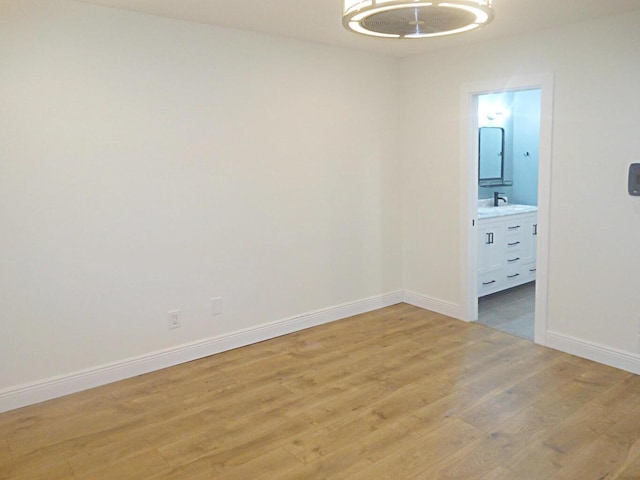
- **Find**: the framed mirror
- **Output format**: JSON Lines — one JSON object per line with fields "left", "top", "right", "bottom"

{"left": 478, "top": 127, "right": 505, "bottom": 184}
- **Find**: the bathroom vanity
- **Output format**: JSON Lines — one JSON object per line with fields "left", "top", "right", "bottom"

{"left": 478, "top": 205, "right": 537, "bottom": 297}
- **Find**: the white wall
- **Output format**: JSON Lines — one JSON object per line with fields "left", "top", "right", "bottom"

{"left": 511, "top": 89, "right": 541, "bottom": 206}
{"left": 401, "top": 12, "right": 640, "bottom": 355}
{"left": 2, "top": 0, "right": 640, "bottom": 409}
{"left": 0, "top": 0, "right": 402, "bottom": 393}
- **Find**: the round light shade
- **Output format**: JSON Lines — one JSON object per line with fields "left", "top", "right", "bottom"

{"left": 343, "top": 0, "right": 494, "bottom": 39}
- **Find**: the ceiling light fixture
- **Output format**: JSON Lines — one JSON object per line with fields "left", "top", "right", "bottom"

{"left": 343, "top": 0, "right": 494, "bottom": 39}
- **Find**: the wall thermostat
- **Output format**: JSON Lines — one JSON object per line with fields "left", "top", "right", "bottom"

{"left": 630, "top": 163, "right": 640, "bottom": 196}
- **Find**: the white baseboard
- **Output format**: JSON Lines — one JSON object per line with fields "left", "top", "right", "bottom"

{"left": 546, "top": 331, "right": 640, "bottom": 375}
{"left": 403, "top": 290, "right": 462, "bottom": 320}
{"left": 10, "top": 292, "right": 636, "bottom": 414}
{"left": 402, "top": 293, "right": 640, "bottom": 375}
{"left": 0, "top": 290, "right": 404, "bottom": 413}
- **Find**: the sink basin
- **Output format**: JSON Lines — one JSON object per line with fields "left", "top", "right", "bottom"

{"left": 478, "top": 204, "right": 537, "bottom": 219}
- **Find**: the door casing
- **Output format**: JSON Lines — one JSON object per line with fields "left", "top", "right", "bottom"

{"left": 459, "top": 73, "right": 554, "bottom": 345}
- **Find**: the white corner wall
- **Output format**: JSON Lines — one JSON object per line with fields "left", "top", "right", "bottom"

{"left": 2, "top": 0, "right": 640, "bottom": 412}
{"left": 0, "top": 0, "right": 403, "bottom": 409}
{"left": 401, "top": 12, "right": 640, "bottom": 366}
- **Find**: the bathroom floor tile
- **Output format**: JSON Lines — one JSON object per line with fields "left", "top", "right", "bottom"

{"left": 478, "top": 282, "right": 535, "bottom": 341}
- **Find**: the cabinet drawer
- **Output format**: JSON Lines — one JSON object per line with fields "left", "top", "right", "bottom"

{"left": 505, "top": 221, "right": 525, "bottom": 235}
{"left": 505, "top": 226, "right": 525, "bottom": 252}
{"left": 523, "top": 263, "right": 537, "bottom": 282}
{"left": 505, "top": 238, "right": 523, "bottom": 253}
{"left": 504, "top": 269, "right": 525, "bottom": 287}
{"left": 504, "top": 263, "right": 535, "bottom": 288}
{"left": 505, "top": 254, "right": 523, "bottom": 267}
{"left": 478, "top": 273, "right": 503, "bottom": 297}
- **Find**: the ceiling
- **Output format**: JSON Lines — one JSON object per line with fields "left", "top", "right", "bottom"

{"left": 78, "top": 0, "right": 640, "bottom": 57}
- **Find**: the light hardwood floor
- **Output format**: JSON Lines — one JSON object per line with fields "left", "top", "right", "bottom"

{"left": 2, "top": 303, "right": 640, "bottom": 479}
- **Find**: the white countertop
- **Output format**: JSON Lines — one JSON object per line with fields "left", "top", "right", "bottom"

{"left": 478, "top": 204, "right": 538, "bottom": 219}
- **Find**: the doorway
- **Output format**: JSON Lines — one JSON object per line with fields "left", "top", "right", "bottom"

{"left": 459, "top": 74, "right": 553, "bottom": 346}
{"left": 476, "top": 89, "right": 540, "bottom": 341}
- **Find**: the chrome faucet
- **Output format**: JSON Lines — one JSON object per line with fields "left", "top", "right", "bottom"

{"left": 493, "top": 191, "right": 507, "bottom": 206}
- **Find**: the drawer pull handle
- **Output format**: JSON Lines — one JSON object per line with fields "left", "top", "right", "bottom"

{"left": 507, "top": 257, "right": 520, "bottom": 263}
{"left": 482, "top": 280, "right": 496, "bottom": 285}
{"left": 508, "top": 225, "right": 521, "bottom": 230}
{"left": 508, "top": 241, "right": 520, "bottom": 246}
{"left": 529, "top": 268, "right": 537, "bottom": 272}
{"left": 507, "top": 273, "right": 520, "bottom": 278}
{"left": 533, "top": 224, "right": 538, "bottom": 235}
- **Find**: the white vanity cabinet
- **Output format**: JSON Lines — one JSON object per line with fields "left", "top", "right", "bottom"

{"left": 478, "top": 211, "right": 537, "bottom": 296}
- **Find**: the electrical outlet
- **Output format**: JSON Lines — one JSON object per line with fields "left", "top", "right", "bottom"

{"left": 211, "top": 297, "right": 223, "bottom": 316}
{"left": 168, "top": 310, "right": 181, "bottom": 329}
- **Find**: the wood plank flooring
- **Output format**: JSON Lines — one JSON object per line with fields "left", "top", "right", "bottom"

{"left": 2, "top": 303, "right": 640, "bottom": 479}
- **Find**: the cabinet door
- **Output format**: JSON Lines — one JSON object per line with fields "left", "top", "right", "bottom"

{"left": 532, "top": 218, "right": 538, "bottom": 264}
{"left": 478, "top": 221, "right": 504, "bottom": 274}
{"left": 519, "top": 214, "right": 537, "bottom": 265}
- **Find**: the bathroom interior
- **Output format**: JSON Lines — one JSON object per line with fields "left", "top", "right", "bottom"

{"left": 476, "top": 89, "right": 541, "bottom": 341}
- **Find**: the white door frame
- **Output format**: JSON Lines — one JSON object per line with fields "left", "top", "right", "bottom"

{"left": 459, "top": 73, "right": 554, "bottom": 345}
